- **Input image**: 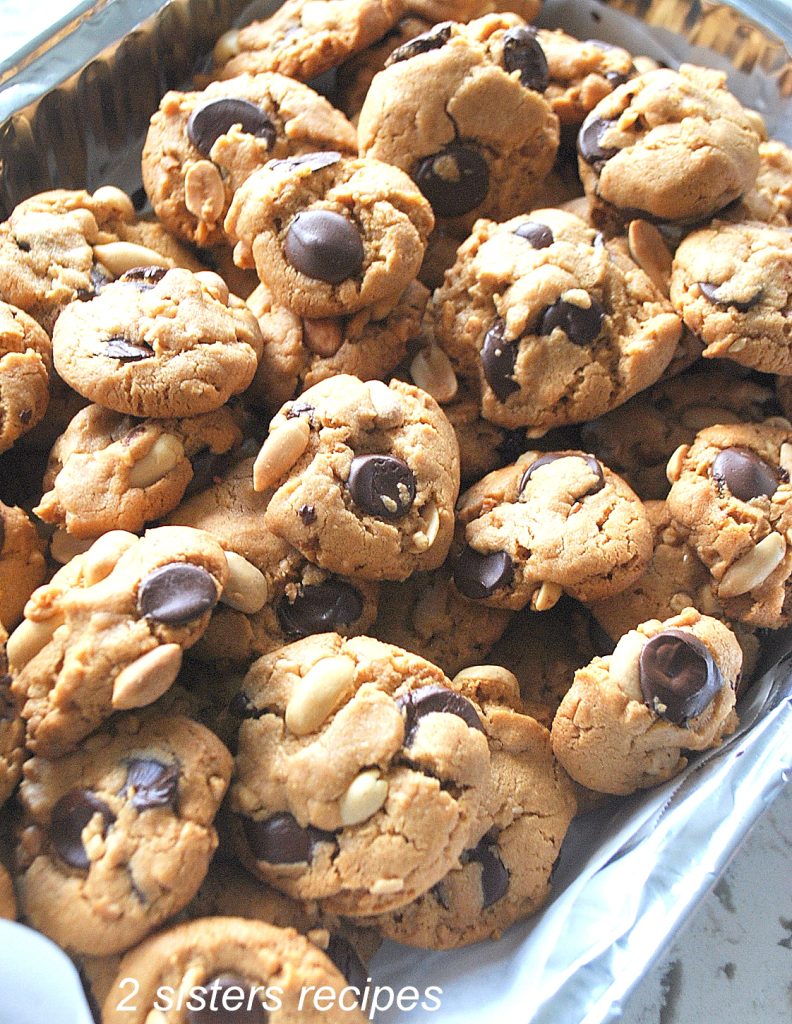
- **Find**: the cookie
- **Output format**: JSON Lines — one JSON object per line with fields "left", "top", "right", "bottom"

{"left": 431, "top": 209, "right": 682, "bottom": 432}
{"left": 0, "top": 302, "right": 52, "bottom": 455}
{"left": 725, "top": 139, "right": 792, "bottom": 228}
{"left": 34, "top": 404, "right": 243, "bottom": 538}
{"left": 578, "top": 64, "right": 766, "bottom": 231}
{"left": 665, "top": 422, "right": 792, "bottom": 628}
{"left": 143, "top": 72, "right": 358, "bottom": 247}
{"left": 52, "top": 268, "right": 262, "bottom": 418}
{"left": 213, "top": 0, "right": 406, "bottom": 82}
{"left": 670, "top": 220, "right": 792, "bottom": 373}
{"left": 231, "top": 633, "right": 491, "bottom": 916}
{"left": 246, "top": 277, "right": 428, "bottom": 415}
{"left": 453, "top": 449, "right": 653, "bottom": 610}
{"left": 254, "top": 375, "right": 460, "bottom": 581}
{"left": 0, "top": 625, "right": 24, "bottom": 810}
{"left": 551, "top": 609, "right": 741, "bottom": 794}
{"left": 16, "top": 714, "right": 231, "bottom": 955}
{"left": 0, "top": 501, "right": 47, "bottom": 631}
{"left": 357, "top": 15, "right": 559, "bottom": 226}
{"left": 8, "top": 526, "right": 234, "bottom": 756}
{"left": 0, "top": 861, "right": 15, "bottom": 920}
{"left": 226, "top": 151, "right": 434, "bottom": 319}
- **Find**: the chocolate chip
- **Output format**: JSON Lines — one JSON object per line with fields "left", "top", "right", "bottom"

{"left": 284, "top": 210, "right": 364, "bottom": 284}
{"left": 241, "top": 812, "right": 333, "bottom": 864}
{"left": 502, "top": 26, "right": 549, "bottom": 92}
{"left": 19, "top": 408, "right": 32, "bottom": 425}
{"left": 184, "top": 448, "right": 228, "bottom": 499}
{"left": 519, "top": 451, "right": 605, "bottom": 496}
{"left": 481, "top": 318, "right": 520, "bottom": 402}
{"left": 605, "top": 69, "right": 631, "bottom": 88}
{"left": 698, "top": 282, "right": 763, "bottom": 313}
{"left": 50, "top": 789, "right": 115, "bottom": 870}
{"left": 347, "top": 454, "right": 416, "bottom": 519}
{"left": 431, "top": 880, "right": 450, "bottom": 911}
{"left": 277, "top": 579, "right": 364, "bottom": 637}
{"left": 286, "top": 400, "right": 316, "bottom": 423}
{"left": 186, "top": 974, "right": 269, "bottom": 1024}
{"left": 396, "top": 684, "right": 484, "bottom": 747}
{"left": 78, "top": 264, "right": 111, "bottom": 300}
{"left": 514, "top": 220, "right": 554, "bottom": 249}
{"left": 639, "top": 628, "right": 723, "bottom": 724}
{"left": 414, "top": 143, "right": 489, "bottom": 218}
{"left": 578, "top": 115, "right": 618, "bottom": 168}
{"left": 229, "top": 692, "right": 263, "bottom": 719}
{"left": 325, "top": 934, "right": 368, "bottom": 991}
{"left": 540, "top": 297, "right": 605, "bottom": 346}
{"left": 187, "top": 97, "right": 276, "bottom": 157}
{"left": 118, "top": 265, "right": 168, "bottom": 289}
{"left": 268, "top": 151, "right": 341, "bottom": 175}
{"left": 137, "top": 562, "right": 219, "bottom": 624}
{"left": 123, "top": 759, "right": 179, "bottom": 811}
{"left": 103, "top": 337, "right": 154, "bottom": 362}
{"left": 386, "top": 21, "right": 452, "bottom": 65}
{"left": 298, "top": 504, "right": 317, "bottom": 524}
{"left": 711, "top": 447, "right": 778, "bottom": 502}
{"left": 461, "top": 830, "right": 509, "bottom": 909}
{"left": 453, "top": 547, "right": 513, "bottom": 600}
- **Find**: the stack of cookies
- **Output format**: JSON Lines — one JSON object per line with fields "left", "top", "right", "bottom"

{"left": 1, "top": 0, "right": 791, "bottom": 1018}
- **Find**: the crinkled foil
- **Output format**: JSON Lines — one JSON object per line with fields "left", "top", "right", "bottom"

{"left": 0, "top": 2, "right": 791, "bottom": 1022}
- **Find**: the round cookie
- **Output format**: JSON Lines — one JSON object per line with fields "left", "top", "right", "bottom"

{"left": 231, "top": 633, "right": 491, "bottom": 916}
{"left": 578, "top": 64, "right": 766, "bottom": 231}
{"left": 34, "top": 403, "right": 243, "bottom": 538}
{"left": 8, "top": 526, "right": 233, "bottom": 756}
{"left": 725, "top": 139, "right": 792, "bottom": 228}
{"left": 246, "top": 277, "right": 429, "bottom": 414}
{"left": 665, "top": 422, "right": 792, "bottom": 628}
{"left": 0, "top": 302, "right": 52, "bottom": 455}
{"left": 143, "top": 72, "right": 358, "bottom": 247}
{"left": 453, "top": 449, "right": 653, "bottom": 611}
{"left": 670, "top": 220, "right": 792, "bottom": 373}
{"left": 225, "top": 151, "right": 434, "bottom": 318}
{"left": 0, "top": 861, "right": 16, "bottom": 920}
{"left": 551, "top": 609, "right": 741, "bottom": 794}
{"left": 0, "top": 501, "right": 46, "bottom": 631}
{"left": 53, "top": 268, "right": 262, "bottom": 418}
{"left": 16, "top": 714, "right": 232, "bottom": 956}
{"left": 0, "top": 625, "right": 24, "bottom": 810}
{"left": 431, "top": 209, "right": 682, "bottom": 432}
{"left": 357, "top": 15, "right": 560, "bottom": 226}
{"left": 213, "top": 0, "right": 406, "bottom": 82}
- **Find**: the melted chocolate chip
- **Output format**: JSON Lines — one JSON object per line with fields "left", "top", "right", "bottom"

{"left": 453, "top": 547, "right": 513, "bottom": 600}
{"left": 577, "top": 115, "right": 618, "bottom": 168}
{"left": 639, "top": 629, "right": 723, "bottom": 725}
{"left": 123, "top": 759, "right": 179, "bottom": 811}
{"left": 268, "top": 151, "right": 341, "bottom": 174}
{"left": 711, "top": 447, "right": 778, "bottom": 502}
{"left": 481, "top": 318, "right": 520, "bottom": 402}
{"left": 461, "top": 830, "right": 509, "bottom": 909}
{"left": 186, "top": 974, "right": 269, "bottom": 1024}
{"left": 187, "top": 97, "right": 276, "bottom": 157}
{"left": 326, "top": 934, "right": 368, "bottom": 991}
{"left": 540, "top": 297, "right": 605, "bottom": 346}
{"left": 242, "top": 812, "right": 333, "bottom": 864}
{"left": 277, "top": 579, "right": 364, "bottom": 637}
{"left": 298, "top": 503, "right": 317, "bottom": 524}
{"left": 347, "top": 454, "right": 416, "bottom": 519}
{"left": 103, "top": 337, "right": 154, "bottom": 362}
{"left": 118, "top": 265, "right": 168, "bottom": 289}
{"left": 519, "top": 451, "right": 605, "bottom": 496}
{"left": 386, "top": 21, "right": 452, "bottom": 64}
{"left": 50, "top": 789, "right": 115, "bottom": 870}
{"left": 396, "top": 684, "right": 484, "bottom": 747}
{"left": 284, "top": 210, "right": 364, "bottom": 284}
{"left": 514, "top": 220, "right": 554, "bottom": 249}
{"left": 137, "top": 562, "right": 219, "bottom": 624}
{"left": 414, "top": 143, "right": 489, "bottom": 218}
{"left": 697, "top": 282, "right": 763, "bottom": 313}
{"left": 502, "top": 26, "right": 549, "bottom": 92}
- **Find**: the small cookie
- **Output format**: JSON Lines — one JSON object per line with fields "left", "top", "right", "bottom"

{"left": 256, "top": 375, "right": 460, "bottom": 581}
{"left": 551, "top": 609, "right": 741, "bottom": 794}
{"left": 53, "top": 268, "right": 262, "bottom": 418}
{"left": 725, "top": 139, "right": 792, "bottom": 228}
{"left": 0, "top": 625, "right": 24, "bottom": 810}
{"left": 0, "top": 302, "right": 52, "bottom": 455}
{"left": 34, "top": 404, "right": 243, "bottom": 538}
{"left": 9, "top": 526, "right": 231, "bottom": 756}
{"left": 358, "top": 15, "right": 559, "bottom": 225}
{"left": 578, "top": 64, "right": 766, "bottom": 231}
{"left": 231, "top": 633, "right": 491, "bottom": 916}
{"left": 666, "top": 422, "right": 792, "bottom": 628}
{"left": 226, "top": 152, "right": 434, "bottom": 318}
{"left": 453, "top": 450, "right": 652, "bottom": 611}
{"left": 0, "top": 501, "right": 46, "bottom": 631}
{"left": 143, "top": 72, "right": 358, "bottom": 247}
{"left": 16, "top": 715, "right": 232, "bottom": 955}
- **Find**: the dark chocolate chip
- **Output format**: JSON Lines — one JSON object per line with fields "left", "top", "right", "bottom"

{"left": 268, "top": 150, "right": 341, "bottom": 174}
{"left": 605, "top": 69, "right": 631, "bottom": 88}
{"left": 50, "top": 789, "right": 115, "bottom": 871}
{"left": 577, "top": 115, "right": 618, "bottom": 167}
{"left": 519, "top": 451, "right": 605, "bottom": 496}
{"left": 325, "top": 934, "right": 368, "bottom": 991}
{"left": 78, "top": 263, "right": 111, "bottom": 300}
{"left": 639, "top": 628, "right": 723, "bottom": 724}
{"left": 123, "top": 759, "right": 179, "bottom": 811}
{"left": 347, "top": 454, "right": 416, "bottom": 519}
{"left": 502, "top": 26, "right": 549, "bottom": 92}
{"left": 186, "top": 974, "right": 269, "bottom": 1024}
{"left": 396, "top": 683, "right": 484, "bottom": 746}
{"left": 431, "top": 880, "right": 450, "bottom": 911}
{"left": 241, "top": 812, "right": 333, "bottom": 864}
{"left": 711, "top": 447, "right": 778, "bottom": 502}
{"left": 187, "top": 97, "right": 276, "bottom": 157}
{"left": 118, "top": 265, "right": 168, "bottom": 289}
{"left": 540, "top": 297, "right": 605, "bottom": 346}
{"left": 184, "top": 448, "right": 229, "bottom": 500}
{"left": 414, "top": 143, "right": 489, "bottom": 218}
{"left": 386, "top": 21, "right": 452, "bottom": 65}
{"left": 103, "top": 336, "right": 154, "bottom": 362}
{"left": 284, "top": 210, "right": 364, "bottom": 284}
{"left": 298, "top": 503, "right": 317, "bottom": 524}
{"left": 277, "top": 579, "right": 364, "bottom": 637}
{"left": 453, "top": 547, "right": 514, "bottom": 600}
{"left": 286, "top": 400, "right": 316, "bottom": 423}
{"left": 514, "top": 220, "right": 554, "bottom": 249}
{"left": 19, "top": 408, "right": 32, "bottom": 425}
{"left": 481, "top": 318, "right": 520, "bottom": 402}
{"left": 229, "top": 692, "right": 262, "bottom": 720}
{"left": 697, "top": 282, "right": 763, "bottom": 313}
{"left": 461, "top": 830, "right": 509, "bottom": 909}
{"left": 137, "top": 562, "right": 219, "bottom": 624}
